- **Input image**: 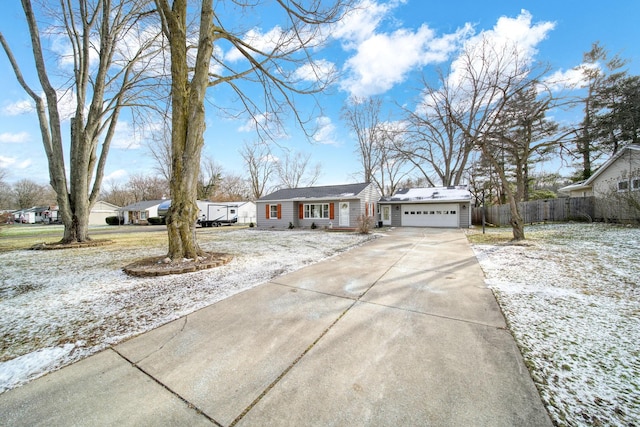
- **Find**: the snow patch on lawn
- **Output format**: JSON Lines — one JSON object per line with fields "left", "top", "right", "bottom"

{"left": 471, "top": 223, "right": 640, "bottom": 426}
{"left": 0, "top": 229, "right": 375, "bottom": 393}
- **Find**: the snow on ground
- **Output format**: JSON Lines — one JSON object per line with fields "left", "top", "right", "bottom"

{"left": 470, "top": 223, "right": 640, "bottom": 427}
{"left": 0, "top": 228, "right": 375, "bottom": 393}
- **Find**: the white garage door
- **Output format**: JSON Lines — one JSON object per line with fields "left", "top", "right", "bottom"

{"left": 401, "top": 204, "right": 459, "bottom": 227}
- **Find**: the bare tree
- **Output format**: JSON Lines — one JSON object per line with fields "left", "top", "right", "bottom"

{"left": 198, "top": 156, "right": 224, "bottom": 200}
{"left": 0, "top": 169, "right": 13, "bottom": 209}
{"left": 342, "top": 97, "right": 410, "bottom": 196}
{"left": 241, "top": 141, "right": 276, "bottom": 200}
{"left": 12, "top": 179, "right": 54, "bottom": 209}
{"left": 155, "top": 0, "right": 351, "bottom": 260}
{"left": 127, "top": 174, "right": 169, "bottom": 202}
{"left": 0, "top": 0, "right": 158, "bottom": 243}
{"left": 342, "top": 97, "right": 383, "bottom": 184}
{"left": 275, "top": 151, "right": 322, "bottom": 189}
{"left": 447, "top": 36, "right": 550, "bottom": 240}
{"left": 211, "top": 173, "right": 252, "bottom": 201}
{"left": 398, "top": 72, "right": 474, "bottom": 187}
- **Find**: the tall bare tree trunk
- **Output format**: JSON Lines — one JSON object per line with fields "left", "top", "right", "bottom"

{"left": 2, "top": 0, "right": 153, "bottom": 244}
{"left": 157, "top": 0, "right": 214, "bottom": 260}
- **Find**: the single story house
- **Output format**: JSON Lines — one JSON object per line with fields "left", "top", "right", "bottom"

{"left": 378, "top": 186, "right": 472, "bottom": 228}
{"left": 560, "top": 144, "right": 640, "bottom": 198}
{"left": 10, "top": 201, "right": 119, "bottom": 225}
{"left": 89, "top": 201, "right": 121, "bottom": 225}
{"left": 559, "top": 143, "right": 639, "bottom": 221}
{"left": 119, "top": 199, "right": 166, "bottom": 225}
{"left": 257, "top": 182, "right": 380, "bottom": 229}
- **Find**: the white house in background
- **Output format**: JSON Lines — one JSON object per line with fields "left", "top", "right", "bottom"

{"left": 90, "top": 201, "right": 120, "bottom": 225}
{"left": 119, "top": 199, "right": 166, "bottom": 225}
{"left": 378, "top": 186, "right": 472, "bottom": 228}
{"left": 559, "top": 144, "right": 640, "bottom": 222}
{"left": 559, "top": 144, "right": 640, "bottom": 198}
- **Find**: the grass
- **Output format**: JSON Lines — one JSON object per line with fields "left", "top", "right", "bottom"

{"left": 0, "top": 223, "right": 251, "bottom": 252}
{"left": 464, "top": 226, "right": 514, "bottom": 244}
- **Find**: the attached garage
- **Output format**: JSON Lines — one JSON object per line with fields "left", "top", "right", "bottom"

{"left": 401, "top": 203, "right": 460, "bottom": 227}
{"left": 379, "top": 186, "right": 472, "bottom": 228}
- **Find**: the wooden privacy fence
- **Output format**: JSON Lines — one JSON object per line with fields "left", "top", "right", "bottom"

{"left": 471, "top": 197, "right": 595, "bottom": 226}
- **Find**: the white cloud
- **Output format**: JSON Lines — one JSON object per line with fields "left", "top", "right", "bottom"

{"left": 104, "top": 169, "right": 128, "bottom": 183}
{"left": 544, "top": 63, "right": 597, "bottom": 92}
{"left": 313, "top": 116, "right": 339, "bottom": 145}
{"left": 0, "top": 156, "right": 16, "bottom": 168}
{"left": 331, "top": 0, "right": 401, "bottom": 49}
{"left": 341, "top": 23, "right": 472, "bottom": 98}
{"left": 448, "top": 10, "right": 555, "bottom": 88}
{"left": 334, "top": 0, "right": 472, "bottom": 99}
{"left": 2, "top": 100, "right": 34, "bottom": 116}
{"left": 0, "top": 132, "right": 30, "bottom": 143}
{"left": 225, "top": 26, "right": 287, "bottom": 62}
{"left": 17, "top": 159, "right": 32, "bottom": 169}
{"left": 294, "top": 59, "right": 337, "bottom": 83}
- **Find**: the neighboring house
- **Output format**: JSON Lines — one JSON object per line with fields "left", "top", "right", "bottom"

{"left": 119, "top": 200, "right": 166, "bottom": 225}
{"left": 257, "top": 182, "right": 380, "bottom": 229}
{"left": 378, "top": 186, "right": 472, "bottom": 228}
{"left": 560, "top": 144, "right": 640, "bottom": 197}
{"left": 89, "top": 201, "right": 120, "bottom": 226}
{"left": 559, "top": 143, "right": 640, "bottom": 221}
{"left": 12, "top": 206, "right": 57, "bottom": 224}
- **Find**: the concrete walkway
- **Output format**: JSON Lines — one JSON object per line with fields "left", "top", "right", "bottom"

{"left": 1, "top": 228, "right": 552, "bottom": 426}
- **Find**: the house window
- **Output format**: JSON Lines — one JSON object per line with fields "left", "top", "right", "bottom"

{"left": 632, "top": 178, "right": 640, "bottom": 191}
{"left": 140, "top": 211, "right": 148, "bottom": 220}
{"left": 270, "top": 205, "right": 279, "bottom": 219}
{"left": 618, "top": 180, "right": 629, "bottom": 191}
{"left": 304, "top": 203, "right": 329, "bottom": 219}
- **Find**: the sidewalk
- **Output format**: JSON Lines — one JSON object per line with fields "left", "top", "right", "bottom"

{"left": 0, "top": 228, "right": 552, "bottom": 426}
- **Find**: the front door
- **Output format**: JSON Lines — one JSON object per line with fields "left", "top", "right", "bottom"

{"left": 339, "top": 202, "right": 350, "bottom": 227}
{"left": 382, "top": 205, "right": 391, "bottom": 225}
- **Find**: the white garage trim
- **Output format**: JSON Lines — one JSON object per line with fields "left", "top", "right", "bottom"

{"left": 401, "top": 203, "right": 459, "bottom": 227}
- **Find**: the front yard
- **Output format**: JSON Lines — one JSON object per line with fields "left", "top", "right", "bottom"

{"left": 0, "top": 226, "right": 374, "bottom": 392}
{"left": 469, "top": 223, "right": 639, "bottom": 426}
{"left": 1, "top": 222, "right": 638, "bottom": 426}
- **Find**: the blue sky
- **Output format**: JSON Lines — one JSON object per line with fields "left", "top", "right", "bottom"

{"left": 0, "top": 0, "right": 639, "bottom": 189}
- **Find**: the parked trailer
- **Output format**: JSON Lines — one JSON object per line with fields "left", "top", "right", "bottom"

{"left": 198, "top": 203, "right": 239, "bottom": 227}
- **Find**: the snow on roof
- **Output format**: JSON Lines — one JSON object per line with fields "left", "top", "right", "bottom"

{"left": 382, "top": 185, "right": 472, "bottom": 202}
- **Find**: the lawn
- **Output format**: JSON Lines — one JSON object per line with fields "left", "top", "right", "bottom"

{"left": 0, "top": 225, "right": 375, "bottom": 392}
{"left": 468, "top": 223, "right": 640, "bottom": 427}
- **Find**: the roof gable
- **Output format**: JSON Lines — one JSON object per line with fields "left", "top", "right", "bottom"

{"left": 259, "top": 182, "right": 372, "bottom": 201}
{"left": 559, "top": 144, "right": 640, "bottom": 192}
{"left": 585, "top": 144, "right": 640, "bottom": 185}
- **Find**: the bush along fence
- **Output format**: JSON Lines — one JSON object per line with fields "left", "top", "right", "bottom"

{"left": 471, "top": 197, "right": 596, "bottom": 226}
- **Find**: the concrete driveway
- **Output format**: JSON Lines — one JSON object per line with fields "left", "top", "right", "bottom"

{"left": 0, "top": 227, "right": 552, "bottom": 426}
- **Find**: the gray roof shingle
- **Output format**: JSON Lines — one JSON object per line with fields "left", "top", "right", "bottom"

{"left": 259, "top": 183, "right": 371, "bottom": 201}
